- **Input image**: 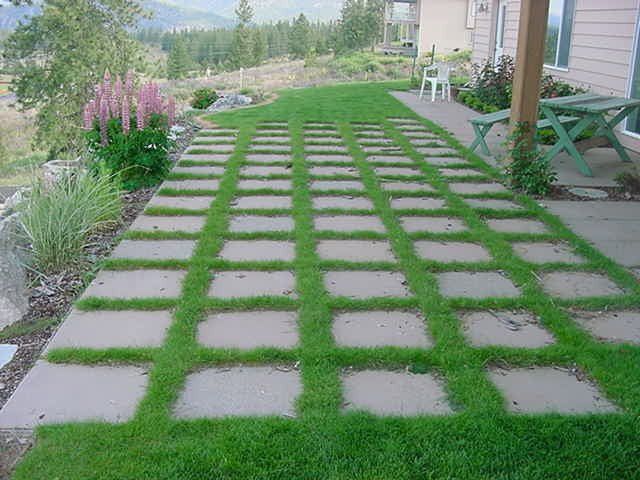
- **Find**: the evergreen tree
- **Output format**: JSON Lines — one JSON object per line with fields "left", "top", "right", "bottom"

{"left": 252, "top": 29, "right": 267, "bottom": 65}
{"left": 289, "top": 13, "right": 312, "bottom": 59}
{"left": 2, "top": 0, "right": 144, "bottom": 154}
{"left": 167, "top": 37, "right": 189, "bottom": 79}
{"left": 337, "top": 0, "right": 384, "bottom": 53}
{"left": 230, "top": 0, "right": 255, "bottom": 68}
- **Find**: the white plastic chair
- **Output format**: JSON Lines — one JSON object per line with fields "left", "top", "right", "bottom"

{"left": 419, "top": 63, "right": 452, "bottom": 102}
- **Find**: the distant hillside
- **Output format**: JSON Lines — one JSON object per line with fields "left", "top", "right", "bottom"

{"left": 0, "top": 1, "right": 234, "bottom": 31}
{"left": 157, "top": 0, "right": 343, "bottom": 22}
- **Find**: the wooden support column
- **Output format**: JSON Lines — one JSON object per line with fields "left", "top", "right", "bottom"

{"left": 508, "top": 0, "right": 551, "bottom": 153}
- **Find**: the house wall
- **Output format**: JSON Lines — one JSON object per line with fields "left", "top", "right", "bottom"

{"left": 471, "top": 0, "right": 640, "bottom": 151}
{"left": 418, "top": 0, "right": 474, "bottom": 56}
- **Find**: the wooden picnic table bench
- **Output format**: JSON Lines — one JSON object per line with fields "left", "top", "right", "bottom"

{"left": 539, "top": 93, "right": 640, "bottom": 176}
{"left": 469, "top": 108, "right": 579, "bottom": 156}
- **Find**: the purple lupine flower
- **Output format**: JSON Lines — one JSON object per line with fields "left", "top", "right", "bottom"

{"left": 99, "top": 96, "right": 110, "bottom": 146}
{"left": 122, "top": 96, "right": 130, "bottom": 135}
{"left": 83, "top": 103, "right": 94, "bottom": 130}
{"left": 137, "top": 89, "right": 146, "bottom": 130}
{"left": 124, "top": 70, "right": 134, "bottom": 101}
{"left": 112, "top": 75, "right": 123, "bottom": 118}
{"left": 102, "top": 70, "right": 112, "bottom": 118}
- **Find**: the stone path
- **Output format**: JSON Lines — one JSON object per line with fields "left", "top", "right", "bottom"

{"left": 1, "top": 117, "right": 638, "bottom": 429}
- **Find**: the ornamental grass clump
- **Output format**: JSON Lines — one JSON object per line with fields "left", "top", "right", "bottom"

{"left": 19, "top": 170, "right": 122, "bottom": 275}
{"left": 84, "top": 70, "right": 177, "bottom": 191}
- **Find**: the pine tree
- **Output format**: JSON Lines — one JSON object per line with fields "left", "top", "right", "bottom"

{"left": 167, "top": 37, "right": 189, "bottom": 79}
{"left": 289, "top": 13, "right": 312, "bottom": 59}
{"left": 252, "top": 29, "right": 267, "bottom": 66}
{"left": 230, "top": 0, "right": 255, "bottom": 68}
{"left": 337, "top": 0, "right": 384, "bottom": 53}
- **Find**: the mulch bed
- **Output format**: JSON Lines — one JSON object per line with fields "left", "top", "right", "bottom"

{"left": 0, "top": 118, "right": 200, "bottom": 478}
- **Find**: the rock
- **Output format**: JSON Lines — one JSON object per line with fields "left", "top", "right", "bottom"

{"left": 0, "top": 345, "right": 18, "bottom": 370}
{"left": 206, "top": 94, "right": 252, "bottom": 113}
{"left": 42, "top": 159, "right": 82, "bottom": 189}
{"left": 568, "top": 187, "right": 609, "bottom": 199}
{"left": 0, "top": 213, "right": 29, "bottom": 330}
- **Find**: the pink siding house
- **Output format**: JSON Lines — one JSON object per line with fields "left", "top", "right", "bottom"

{"left": 469, "top": 0, "right": 640, "bottom": 152}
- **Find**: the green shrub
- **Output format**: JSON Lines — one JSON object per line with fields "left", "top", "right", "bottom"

{"left": 86, "top": 114, "right": 173, "bottom": 191}
{"left": 471, "top": 55, "right": 515, "bottom": 109}
{"left": 506, "top": 123, "right": 557, "bottom": 196}
{"left": 18, "top": 170, "right": 122, "bottom": 274}
{"left": 191, "top": 88, "right": 219, "bottom": 109}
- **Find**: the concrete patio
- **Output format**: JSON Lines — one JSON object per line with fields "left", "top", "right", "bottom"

{"left": 393, "top": 90, "right": 640, "bottom": 276}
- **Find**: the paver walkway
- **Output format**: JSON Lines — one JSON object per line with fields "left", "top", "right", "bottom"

{"left": 1, "top": 103, "right": 640, "bottom": 478}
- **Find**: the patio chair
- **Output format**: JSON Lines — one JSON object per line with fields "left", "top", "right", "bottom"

{"left": 419, "top": 63, "right": 452, "bottom": 102}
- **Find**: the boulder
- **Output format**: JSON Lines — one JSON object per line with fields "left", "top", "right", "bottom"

{"left": 206, "top": 94, "right": 252, "bottom": 113}
{"left": 0, "top": 213, "right": 29, "bottom": 330}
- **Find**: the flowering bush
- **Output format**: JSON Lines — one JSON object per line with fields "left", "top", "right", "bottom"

{"left": 83, "top": 70, "right": 176, "bottom": 190}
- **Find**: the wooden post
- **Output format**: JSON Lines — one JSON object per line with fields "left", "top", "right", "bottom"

{"left": 508, "top": 0, "right": 551, "bottom": 153}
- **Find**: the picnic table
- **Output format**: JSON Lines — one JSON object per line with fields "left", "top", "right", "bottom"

{"left": 539, "top": 93, "right": 640, "bottom": 177}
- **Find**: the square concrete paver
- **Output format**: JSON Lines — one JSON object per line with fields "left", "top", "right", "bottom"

{"left": 172, "top": 166, "right": 225, "bottom": 175}
{"left": 333, "top": 311, "right": 431, "bottom": 347}
{"left": 246, "top": 154, "right": 291, "bottom": 163}
{"left": 374, "top": 167, "right": 420, "bottom": 177}
{"left": 489, "top": 367, "right": 618, "bottom": 414}
{"left": 381, "top": 181, "right": 434, "bottom": 192}
{"left": 146, "top": 196, "right": 214, "bottom": 212}
{"left": 423, "top": 157, "right": 469, "bottom": 166}
{"left": 47, "top": 310, "right": 172, "bottom": 349}
{"left": 186, "top": 145, "right": 234, "bottom": 154}
{"left": 130, "top": 215, "right": 205, "bottom": 234}
{"left": 342, "top": 370, "right": 452, "bottom": 416}
{"left": 460, "top": 311, "right": 555, "bottom": 348}
{"left": 162, "top": 179, "right": 220, "bottom": 191}
{"left": 241, "top": 166, "right": 291, "bottom": 176}
{"left": 539, "top": 272, "right": 624, "bottom": 299}
{"left": 513, "top": 242, "right": 586, "bottom": 264}
{"left": 486, "top": 218, "right": 549, "bottom": 234}
{"left": 449, "top": 183, "right": 508, "bottom": 195}
{"left": 306, "top": 154, "right": 353, "bottom": 163}
{"left": 439, "top": 168, "right": 484, "bottom": 178}
{"left": 391, "top": 197, "right": 446, "bottom": 210}
{"left": 238, "top": 180, "right": 292, "bottom": 191}
{"left": 414, "top": 241, "right": 492, "bottom": 263}
{"left": 111, "top": 240, "right": 196, "bottom": 261}
{"left": 229, "top": 215, "right": 294, "bottom": 232}
{"left": 313, "top": 196, "right": 374, "bottom": 210}
{"left": 418, "top": 148, "right": 459, "bottom": 156}
{"left": 219, "top": 241, "right": 295, "bottom": 262}
{"left": 571, "top": 310, "right": 640, "bottom": 344}
{"left": 208, "top": 271, "right": 296, "bottom": 298}
{"left": 83, "top": 270, "right": 186, "bottom": 299}
{"left": 314, "top": 215, "right": 385, "bottom": 233}
{"left": 198, "top": 311, "right": 299, "bottom": 348}
{"left": 311, "top": 181, "right": 365, "bottom": 192}
{"left": 180, "top": 154, "right": 230, "bottom": 163}
{"left": 401, "top": 216, "right": 467, "bottom": 233}
{"left": 0, "top": 362, "right": 148, "bottom": 428}
{"left": 318, "top": 240, "right": 396, "bottom": 262}
{"left": 306, "top": 145, "right": 348, "bottom": 153}
{"left": 362, "top": 146, "right": 404, "bottom": 154}
{"left": 310, "top": 166, "right": 359, "bottom": 177}
{"left": 465, "top": 199, "right": 523, "bottom": 211}
{"left": 438, "top": 272, "right": 521, "bottom": 299}
{"left": 174, "top": 367, "right": 301, "bottom": 418}
{"left": 232, "top": 196, "right": 292, "bottom": 210}
{"left": 367, "top": 155, "right": 414, "bottom": 164}
{"left": 325, "top": 271, "right": 410, "bottom": 298}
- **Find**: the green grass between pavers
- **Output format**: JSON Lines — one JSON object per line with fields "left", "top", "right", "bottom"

{"left": 13, "top": 81, "right": 640, "bottom": 479}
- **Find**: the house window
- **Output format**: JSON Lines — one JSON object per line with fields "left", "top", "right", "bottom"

{"left": 544, "top": 0, "right": 575, "bottom": 69}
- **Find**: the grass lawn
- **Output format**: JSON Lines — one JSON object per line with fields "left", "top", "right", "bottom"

{"left": 12, "top": 81, "right": 640, "bottom": 479}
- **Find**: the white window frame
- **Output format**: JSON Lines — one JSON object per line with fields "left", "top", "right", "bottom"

{"left": 544, "top": 0, "right": 575, "bottom": 70}
{"left": 623, "top": 8, "right": 640, "bottom": 139}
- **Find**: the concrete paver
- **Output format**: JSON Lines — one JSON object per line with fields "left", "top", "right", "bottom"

{"left": 342, "top": 370, "right": 452, "bottom": 416}
{"left": 0, "top": 362, "right": 148, "bottom": 428}
{"left": 82, "top": 270, "right": 186, "bottom": 299}
{"left": 324, "top": 271, "right": 411, "bottom": 298}
{"left": 333, "top": 311, "right": 431, "bottom": 347}
{"left": 460, "top": 311, "right": 555, "bottom": 348}
{"left": 208, "top": 271, "right": 296, "bottom": 298}
{"left": 489, "top": 367, "right": 618, "bottom": 414}
{"left": 174, "top": 367, "right": 301, "bottom": 418}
